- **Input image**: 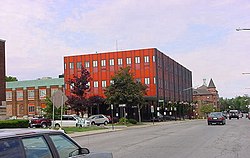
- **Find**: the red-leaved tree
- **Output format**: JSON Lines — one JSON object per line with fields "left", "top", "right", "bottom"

{"left": 66, "top": 66, "right": 92, "bottom": 116}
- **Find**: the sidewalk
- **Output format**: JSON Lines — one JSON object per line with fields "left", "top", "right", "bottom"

{"left": 68, "top": 119, "right": 197, "bottom": 138}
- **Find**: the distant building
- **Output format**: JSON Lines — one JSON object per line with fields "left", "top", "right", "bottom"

{"left": 0, "top": 39, "right": 6, "bottom": 118}
{"left": 6, "top": 77, "right": 64, "bottom": 117}
{"left": 193, "top": 79, "right": 219, "bottom": 117}
{"left": 64, "top": 48, "right": 192, "bottom": 120}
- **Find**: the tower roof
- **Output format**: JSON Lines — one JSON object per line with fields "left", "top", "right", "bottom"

{"left": 208, "top": 78, "right": 216, "bottom": 88}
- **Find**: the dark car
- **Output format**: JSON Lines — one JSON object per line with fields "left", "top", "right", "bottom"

{"left": 151, "top": 113, "right": 164, "bottom": 122}
{"left": 0, "top": 129, "right": 113, "bottom": 158}
{"left": 29, "top": 117, "right": 52, "bottom": 128}
{"left": 229, "top": 110, "right": 239, "bottom": 119}
{"left": 207, "top": 112, "right": 226, "bottom": 125}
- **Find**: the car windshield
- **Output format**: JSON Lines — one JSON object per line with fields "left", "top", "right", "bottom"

{"left": 209, "top": 112, "right": 222, "bottom": 117}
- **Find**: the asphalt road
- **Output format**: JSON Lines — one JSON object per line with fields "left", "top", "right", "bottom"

{"left": 73, "top": 118, "right": 250, "bottom": 158}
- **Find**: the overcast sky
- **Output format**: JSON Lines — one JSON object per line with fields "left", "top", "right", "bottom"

{"left": 1, "top": 0, "right": 250, "bottom": 98}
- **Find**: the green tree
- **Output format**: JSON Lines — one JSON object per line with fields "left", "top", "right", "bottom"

{"left": 42, "top": 97, "right": 62, "bottom": 119}
{"left": 88, "top": 95, "right": 105, "bottom": 115}
{"left": 200, "top": 104, "right": 214, "bottom": 117}
{"left": 66, "top": 66, "right": 92, "bottom": 116}
{"left": 104, "top": 67, "right": 147, "bottom": 123}
{"left": 5, "top": 76, "right": 18, "bottom": 82}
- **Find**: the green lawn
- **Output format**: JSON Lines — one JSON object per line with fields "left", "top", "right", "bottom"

{"left": 62, "top": 126, "right": 107, "bottom": 134}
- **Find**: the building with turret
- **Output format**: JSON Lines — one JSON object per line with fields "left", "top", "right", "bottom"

{"left": 193, "top": 79, "right": 219, "bottom": 117}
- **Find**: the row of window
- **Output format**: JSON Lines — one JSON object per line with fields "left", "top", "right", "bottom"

{"left": 77, "top": 77, "right": 155, "bottom": 88}
{"left": 67, "top": 56, "right": 155, "bottom": 69}
{"left": 6, "top": 88, "right": 59, "bottom": 101}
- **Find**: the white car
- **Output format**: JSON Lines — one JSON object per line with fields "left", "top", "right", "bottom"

{"left": 87, "top": 114, "right": 109, "bottom": 126}
{"left": 53, "top": 115, "right": 90, "bottom": 128}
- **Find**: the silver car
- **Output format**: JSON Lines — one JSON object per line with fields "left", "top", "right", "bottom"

{"left": 88, "top": 114, "right": 109, "bottom": 126}
{"left": 0, "top": 129, "right": 113, "bottom": 158}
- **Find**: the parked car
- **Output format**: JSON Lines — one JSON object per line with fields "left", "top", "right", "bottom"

{"left": 229, "top": 110, "right": 239, "bottom": 119}
{"left": 207, "top": 112, "right": 226, "bottom": 125}
{"left": 87, "top": 114, "right": 109, "bottom": 126}
{"left": 53, "top": 115, "right": 89, "bottom": 128}
{"left": 29, "top": 117, "right": 52, "bottom": 128}
{"left": 0, "top": 128, "right": 113, "bottom": 158}
{"left": 105, "top": 115, "right": 119, "bottom": 123}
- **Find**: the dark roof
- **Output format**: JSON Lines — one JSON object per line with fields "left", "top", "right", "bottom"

{"left": 193, "top": 85, "right": 212, "bottom": 95}
{"left": 208, "top": 79, "right": 216, "bottom": 88}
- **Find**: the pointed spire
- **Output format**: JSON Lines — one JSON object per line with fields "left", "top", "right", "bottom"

{"left": 208, "top": 78, "right": 216, "bottom": 88}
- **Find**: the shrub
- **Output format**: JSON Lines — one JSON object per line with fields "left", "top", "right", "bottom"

{"left": 119, "top": 117, "right": 128, "bottom": 124}
{"left": 128, "top": 119, "right": 137, "bottom": 124}
{"left": 0, "top": 119, "right": 29, "bottom": 128}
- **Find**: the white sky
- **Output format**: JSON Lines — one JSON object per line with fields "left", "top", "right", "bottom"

{"left": 1, "top": 0, "right": 250, "bottom": 98}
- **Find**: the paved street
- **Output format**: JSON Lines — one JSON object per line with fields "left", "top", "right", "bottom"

{"left": 73, "top": 118, "right": 250, "bottom": 158}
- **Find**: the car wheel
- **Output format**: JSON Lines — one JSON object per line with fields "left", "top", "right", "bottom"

{"left": 104, "top": 121, "right": 108, "bottom": 125}
{"left": 91, "top": 122, "right": 95, "bottom": 125}
{"left": 41, "top": 123, "right": 47, "bottom": 128}
{"left": 55, "top": 124, "right": 60, "bottom": 128}
{"left": 208, "top": 122, "right": 211, "bottom": 125}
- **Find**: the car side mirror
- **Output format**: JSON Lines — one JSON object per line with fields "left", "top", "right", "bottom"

{"left": 79, "top": 148, "right": 90, "bottom": 154}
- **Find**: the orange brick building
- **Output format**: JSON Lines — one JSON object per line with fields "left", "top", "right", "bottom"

{"left": 64, "top": 48, "right": 192, "bottom": 119}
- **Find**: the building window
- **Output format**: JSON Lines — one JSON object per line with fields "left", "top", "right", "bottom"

{"left": 145, "top": 78, "right": 150, "bottom": 85}
{"left": 153, "top": 56, "right": 155, "bottom": 62}
{"left": 101, "top": 60, "right": 106, "bottom": 67}
{"left": 93, "top": 60, "right": 98, "bottom": 67}
{"left": 144, "top": 56, "right": 149, "bottom": 63}
{"left": 126, "top": 57, "right": 132, "bottom": 65}
{"left": 6, "top": 91, "right": 12, "bottom": 101}
{"left": 154, "top": 77, "right": 156, "bottom": 84}
{"left": 85, "top": 61, "right": 90, "bottom": 68}
{"left": 69, "top": 62, "right": 74, "bottom": 69}
{"left": 135, "top": 57, "right": 140, "bottom": 64}
{"left": 28, "top": 90, "right": 35, "bottom": 100}
{"left": 28, "top": 104, "right": 35, "bottom": 113}
{"left": 51, "top": 88, "right": 58, "bottom": 96}
{"left": 77, "top": 62, "right": 82, "bottom": 69}
{"left": 110, "top": 59, "right": 114, "bottom": 66}
{"left": 102, "top": 80, "right": 107, "bottom": 87}
{"left": 39, "top": 89, "right": 46, "bottom": 99}
{"left": 135, "top": 78, "right": 141, "bottom": 83}
{"left": 110, "top": 80, "right": 114, "bottom": 85}
{"left": 16, "top": 90, "right": 23, "bottom": 101}
{"left": 94, "top": 81, "right": 98, "bottom": 88}
{"left": 64, "top": 63, "right": 67, "bottom": 70}
{"left": 118, "top": 58, "right": 123, "bottom": 65}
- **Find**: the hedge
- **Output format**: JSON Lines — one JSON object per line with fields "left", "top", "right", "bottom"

{"left": 0, "top": 119, "right": 29, "bottom": 128}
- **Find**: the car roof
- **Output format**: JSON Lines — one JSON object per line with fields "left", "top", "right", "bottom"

{"left": 0, "top": 129, "right": 64, "bottom": 139}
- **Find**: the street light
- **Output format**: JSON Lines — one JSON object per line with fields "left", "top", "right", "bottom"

{"left": 236, "top": 28, "right": 250, "bottom": 31}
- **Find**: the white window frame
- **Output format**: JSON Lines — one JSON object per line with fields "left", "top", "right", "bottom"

{"left": 102, "top": 80, "right": 107, "bottom": 87}
{"left": 118, "top": 58, "right": 123, "bottom": 65}
{"left": 6, "top": 91, "right": 12, "bottom": 101}
{"left": 145, "top": 78, "right": 150, "bottom": 85}
{"left": 39, "top": 89, "right": 46, "bottom": 99}
{"left": 101, "top": 60, "right": 106, "bottom": 67}
{"left": 154, "top": 77, "right": 156, "bottom": 84}
{"left": 144, "top": 56, "right": 149, "bottom": 63}
{"left": 110, "top": 59, "right": 114, "bottom": 66}
{"left": 85, "top": 61, "right": 90, "bottom": 68}
{"left": 28, "top": 90, "right": 35, "bottom": 100}
{"left": 94, "top": 81, "right": 98, "bottom": 88}
{"left": 153, "top": 56, "right": 155, "bottom": 62}
{"left": 93, "top": 60, "right": 98, "bottom": 67}
{"left": 77, "top": 62, "right": 82, "bottom": 69}
{"left": 69, "top": 62, "right": 74, "bottom": 69}
{"left": 16, "top": 90, "right": 23, "bottom": 101}
{"left": 126, "top": 57, "right": 132, "bottom": 65}
{"left": 135, "top": 57, "right": 140, "bottom": 64}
